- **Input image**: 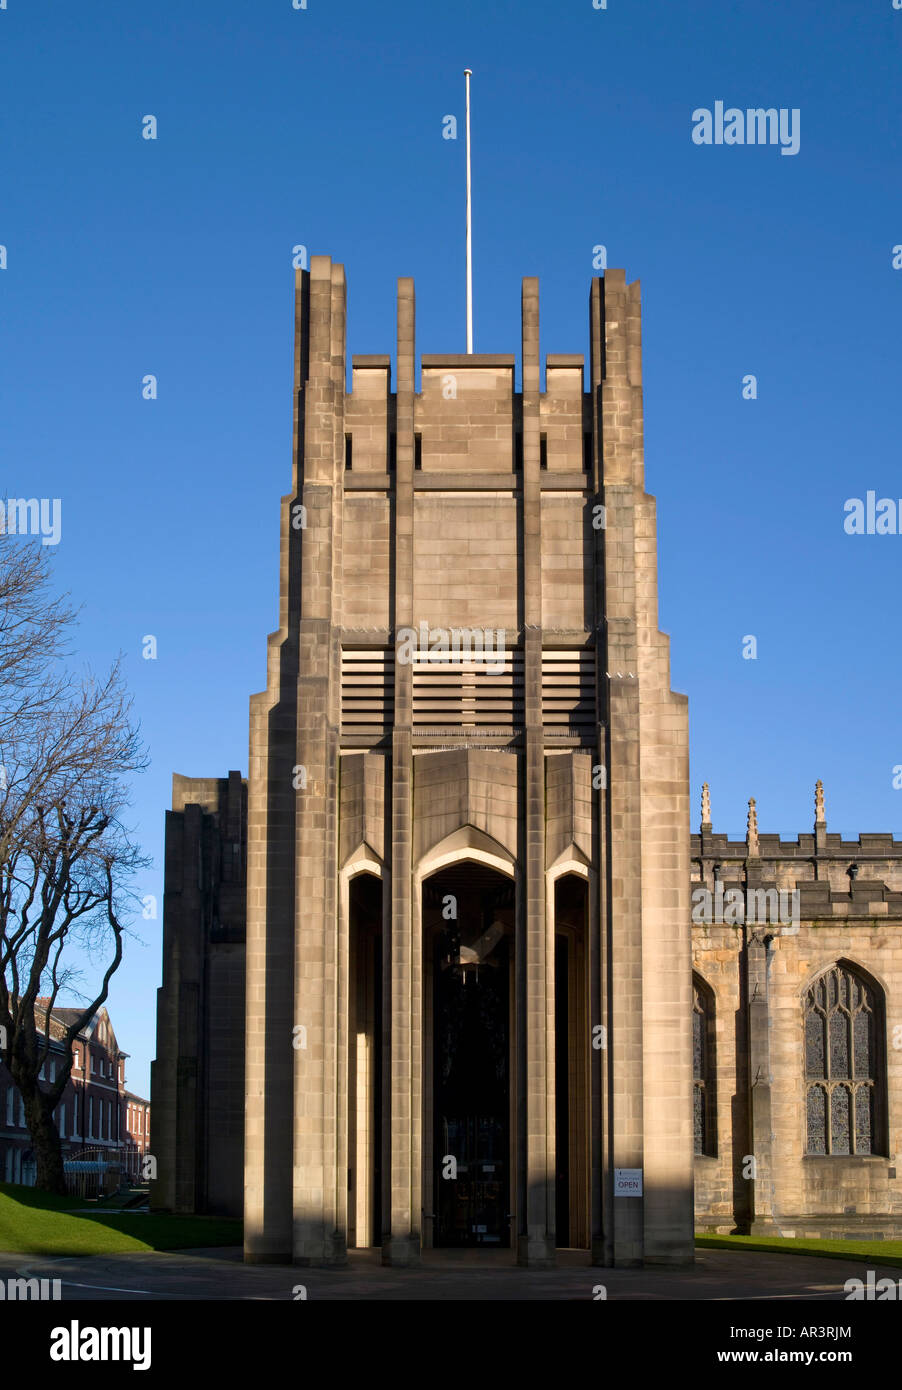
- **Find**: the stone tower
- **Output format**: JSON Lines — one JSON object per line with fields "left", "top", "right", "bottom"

{"left": 239, "top": 255, "right": 692, "bottom": 1268}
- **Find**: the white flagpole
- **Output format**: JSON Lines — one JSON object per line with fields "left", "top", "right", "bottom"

{"left": 464, "top": 68, "right": 473, "bottom": 354}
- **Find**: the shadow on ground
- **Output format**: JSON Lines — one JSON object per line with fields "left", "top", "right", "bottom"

{"left": 0, "top": 1245, "right": 889, "bottom": 1300}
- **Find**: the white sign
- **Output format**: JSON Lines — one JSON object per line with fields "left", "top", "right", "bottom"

{"left": 614, "top": 1168, "right": 643, "bottom": 1196}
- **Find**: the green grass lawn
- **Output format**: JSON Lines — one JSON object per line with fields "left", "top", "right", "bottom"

{"left": 0, "top": 1182, "right": 242, "bottom": 1256}
{"left": 696, "top": 1233, "right": 902, "bottom": 1269}
{"left": 10, "top": 1188, "right": 896, "bottom": 1265}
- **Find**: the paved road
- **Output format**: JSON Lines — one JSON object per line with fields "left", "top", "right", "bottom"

{"left": 0, "top": 1245, "right": 894, "bottom": 1300}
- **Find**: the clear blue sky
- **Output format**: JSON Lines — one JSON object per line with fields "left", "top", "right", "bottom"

{"left": 2, "top": 0, "right": 901, "bottom": 1095}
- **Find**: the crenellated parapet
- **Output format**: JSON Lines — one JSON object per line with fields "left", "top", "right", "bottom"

{"left": 691, "top": 782, "right": 902, "bottom": 921}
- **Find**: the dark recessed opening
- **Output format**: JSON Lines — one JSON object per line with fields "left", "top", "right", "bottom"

{"left": 345, "top": 433, "right": 352, "bottom": 470}
{"left": 388, "top": 432, "right": 397, "bottom": 471}
{"left": 514, "top": 433, "right": 523, "bottom": 472}
{"left": 583, "top": 432, "right": 592, "bottom": 473}
{"left": 540, "top": 434, "right": 548, "bottom": 470}
{"left": 414, "top": 433, "right": 422, "bottom": 470}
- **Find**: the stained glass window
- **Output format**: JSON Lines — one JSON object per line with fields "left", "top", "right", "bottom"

{"left": 853, "top": 1010, "right": 871, "bottom": 1080}
{"left": 829, "top": 1010, "right": 849, "bottom": 1079}
{"left": 693, "top": 1001, "right": 704, "bottom": 1081}
{"left": 831, "top": 1083, "right": 851, "bottom": 1155}
{"left": 855, "top": 1084, "right": 873, "bottom": 1154}
{"left": 693, "top": 1085, "right": 704, "bottom": 1155}
{"left": 804, "top": 964, "right": 881, "bottom": 1156}
{"left": 806, "top": 1084, "right": 826, "bottom": 1155}
{"left": 805, "top": 1010, "right": 825, "bottom": 1078}
{"left": 693, "top": 977, "right": 715, "bottom": 1157}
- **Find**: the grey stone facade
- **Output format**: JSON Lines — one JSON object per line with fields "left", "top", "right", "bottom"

{"left": 693, "top": 784, "right": 902, "bottom": 1239}
{"left": 150, "top": 772, "right": 246, "bottom": 1217}
{"left": 152, "top": 257, "right": 696, "bottom": 1267}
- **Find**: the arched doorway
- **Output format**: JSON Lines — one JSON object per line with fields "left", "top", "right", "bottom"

{"left": 554, "top": 872, "right": 590, "bottom": 1249}
{"left": 421, "top": 861, "right": 515, "bottom": 1249}
{"left": 347, "top": 871, "right": 383, "bottom": 1249}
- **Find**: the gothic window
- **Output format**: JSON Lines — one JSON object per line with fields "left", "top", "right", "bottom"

{"left": 804, "top": 963, "right": 883, "bottom": 1156}
{"left": 693, "top": 976, "right": 716, "bottom": 1157}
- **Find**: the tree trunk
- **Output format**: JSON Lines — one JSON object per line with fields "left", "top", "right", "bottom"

{"left": 20, "top": 1084, "right": 66, "bottom": 1195}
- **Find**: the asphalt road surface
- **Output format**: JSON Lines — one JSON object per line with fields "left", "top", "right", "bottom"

{"left": 0, "top": 1245, "right": 892, "bottom": 1300}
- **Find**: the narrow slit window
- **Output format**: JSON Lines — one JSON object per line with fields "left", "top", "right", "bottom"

{"left": 693, "top": 976, "right": 717, "bottom": 1157}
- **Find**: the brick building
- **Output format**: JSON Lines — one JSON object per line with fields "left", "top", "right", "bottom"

{"left": 0, "top": 1004, "right": 150, "bottom": 1186}
{"left": 124, "top": 1093, "right": 152, "bottom": 1159}
{"left": 152, "top": 258, "right": 693, "bottom": 1267}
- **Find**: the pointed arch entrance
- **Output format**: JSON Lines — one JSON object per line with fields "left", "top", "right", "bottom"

{"left": 421, "top": 859, "right": 516, "bottom": 1249}
{"left": 552, "top": 870, "right": 590, "bottom": 1249}
{"left": 346, "top": 869, "right": 383, "bottom": 1249}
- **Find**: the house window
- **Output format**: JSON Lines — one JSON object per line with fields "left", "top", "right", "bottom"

{"left": 693, "top": 975, "right": 717, "bottom": 1156}
{"left": 805, "top": 962, "right": 884, "bottom": 1155}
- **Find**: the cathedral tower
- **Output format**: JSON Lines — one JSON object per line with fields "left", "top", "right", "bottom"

{"left": 152, "top": 256, "right": 693, "bottom": 1269}
{"left": 242, "top": 256, "right": 692, "bottom": 1267}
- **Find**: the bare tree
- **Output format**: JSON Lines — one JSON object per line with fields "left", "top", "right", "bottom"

{"left": 0, "top": 536, "right": 147, "bottom": 1193}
